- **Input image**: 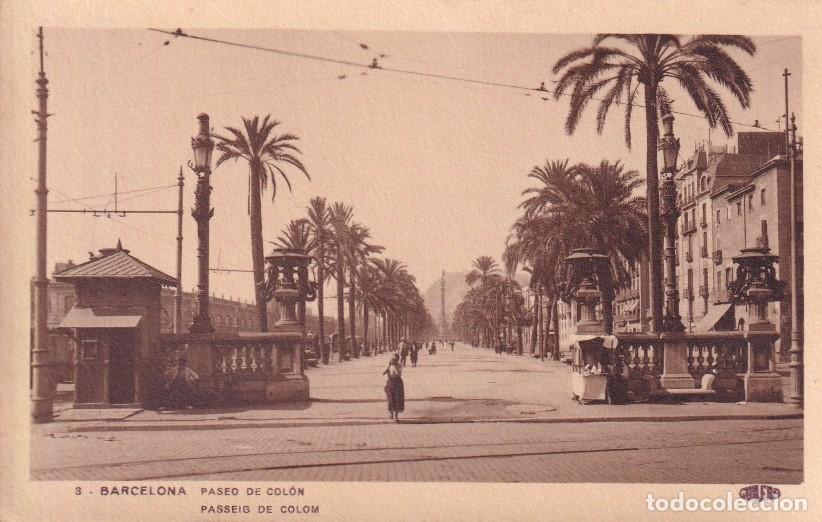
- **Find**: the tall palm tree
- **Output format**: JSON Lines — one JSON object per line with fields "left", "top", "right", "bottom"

{"left": 356, "top": 263, "right": 380, "bottom": 355}
{"left": 465, "top": 256, "right": 500, "bottom": 287}
{"left": 372, "top": 257, "right": 410, "bottom": 347}
{"left": 214, "top": 115, "right": 309, "bottom": 331}
{"left": 345, "top": 222, "right": 384, "bottom": 357}
{"left": 306, "top": 197, "right": 332, "bottom": 363}
{"left": 553, "top": 34, "right": 755, "bottom": 332}
{"left": 508, "top": 159, "right": 648, "bottom": 334}
{"left": 329, "top": 202, "right": 353, "bottom": 361}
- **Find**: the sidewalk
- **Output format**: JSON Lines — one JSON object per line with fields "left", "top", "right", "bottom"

{"left": 44, "top": 342, "right": 802, "bottom": 434}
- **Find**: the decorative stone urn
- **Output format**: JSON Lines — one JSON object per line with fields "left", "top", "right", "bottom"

{"left": 728, "top": 246, "right": 786, "bottom": 402}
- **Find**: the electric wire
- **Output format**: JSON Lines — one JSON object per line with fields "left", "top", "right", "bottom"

{"left": 147, "top": 27, "right": 787, "bottom": 132}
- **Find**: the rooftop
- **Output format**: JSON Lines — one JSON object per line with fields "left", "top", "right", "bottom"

{"left": 53, "top": 240, "right": 177, "bottom": 286}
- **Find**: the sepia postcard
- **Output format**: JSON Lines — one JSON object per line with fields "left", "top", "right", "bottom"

{"left": 1, "top": 0, "right": 820, "bottom": 520}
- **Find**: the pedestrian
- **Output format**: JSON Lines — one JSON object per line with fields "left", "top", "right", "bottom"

{"left": 410, "top": 342, "right": 419, "bottom": 367}
{"left": 163, "top": 356, "right": 200, "bottom": 409}
{"left": 450, "top": 340, "right": 454, "bottom": 351}
{"left": 382, "top": 353, "right": 404, "bottom": 420}
{"left": 400, "top": 340, "right": 409, "bottom": 367}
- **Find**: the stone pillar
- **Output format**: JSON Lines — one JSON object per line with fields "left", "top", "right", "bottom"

{"left": 659, "top": 333, "right": 694, "bottom": 389}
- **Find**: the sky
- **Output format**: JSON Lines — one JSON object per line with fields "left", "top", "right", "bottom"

{"left": 33, "top": 29, "right": 801, "bottom": 315}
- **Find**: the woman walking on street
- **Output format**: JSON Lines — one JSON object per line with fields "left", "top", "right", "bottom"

{"left": 383, "top": 354, "right": 405, "bottom": 420}
{"left": 410, "top": 342, "right": 419, "bottom": 367}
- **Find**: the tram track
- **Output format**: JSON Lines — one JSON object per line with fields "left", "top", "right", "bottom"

{"left": 32, "top": 429, "right": 802, "bottom": 481}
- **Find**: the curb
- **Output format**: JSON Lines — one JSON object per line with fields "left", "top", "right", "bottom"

{"left": 53, "top": 411, "right": 803, "bottom": 433}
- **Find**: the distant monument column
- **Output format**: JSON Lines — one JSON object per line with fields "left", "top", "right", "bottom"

{"left": 440, "top": 270, "right": 447, "bottom": 336}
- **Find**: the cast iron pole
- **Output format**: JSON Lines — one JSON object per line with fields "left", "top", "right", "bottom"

{"left": 32, "top": 27, "right": 52, "bottom": 422}
{"left": 788, "top": 113, "right": 802, "bottom": 407}
{"left": 174, "top": 167, "right": 184, "bottom": 333}
{"left": 189, "top": 114, "right": 215, "bottom": 333}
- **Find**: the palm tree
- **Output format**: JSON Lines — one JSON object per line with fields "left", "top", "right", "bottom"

{"left": 329, "top": 202, "right": 353, "bottom": 361}
{"left": 465, "top": 256, "right": 500, "bottom": 287}
{"left": 356, "top": 263, "right": 380, "bottom": 355}
{"left": 214, "top": 115, "right": 309, "bottom": 332}
{"left": 372, "top": 257, "right": 411, "bottom": 347}
{"left": 345, "top": 222, "right": 384, "bottom": 357}
{"left": 553, "top": 34, "right": 755, "bottom": 332}
{"left": 306, "top": 197, "right": 332, "bottom": 363}
{"left": 508, "top": 159, "right": 648, "bottom": 334}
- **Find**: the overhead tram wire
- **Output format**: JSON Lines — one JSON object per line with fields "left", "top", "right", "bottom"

{"left": 147, "top": 27, "right": 782, "bottom": 133}
{"left": 50, "top": 183, "right": 178, "bottom": 205}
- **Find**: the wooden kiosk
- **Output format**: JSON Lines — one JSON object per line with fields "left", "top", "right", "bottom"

{"left": 56, "top": 241, "right": 177, "bottom": 408}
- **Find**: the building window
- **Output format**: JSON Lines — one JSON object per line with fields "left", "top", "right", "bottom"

{"left": 716, "top": 209, "right": 721, "bottom": 225}
{"left": 64, "top": 295, "right": 74, "bottom": 314}
{"left": 761, "top": 188, "right": 766, "bottom": 206}
{"left": 81, "top": 340, "right": 99, "bottom": 360}
{"left": 748, "top": 193, "right": 754, "bottom": 212}
{"left": 737, "top": 201, "right": 742, "bottom": 216}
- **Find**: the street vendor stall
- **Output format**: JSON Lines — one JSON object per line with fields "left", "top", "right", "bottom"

{"left": 570, "top": 334, "right": 626, "bottom": 404}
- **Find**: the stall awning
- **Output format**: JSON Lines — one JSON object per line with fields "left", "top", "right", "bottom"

{"left": 693, "top": 303, "right": 733, "bottom": 333}
{"left": 59, "top": 307, "right": 143, "bottom": 329}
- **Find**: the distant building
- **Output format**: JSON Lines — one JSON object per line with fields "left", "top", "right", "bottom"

{"left": 612, "top": 256, "right": 650, "bottom": 334}
{"left": 675, "top": 132, "right": 802, "bottom": 363}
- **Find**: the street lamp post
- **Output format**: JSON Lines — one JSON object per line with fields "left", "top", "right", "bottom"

{"left": 189, "top": 113, "right": 215, "bottom": 334}
{"left": 658, "top": 112, "right": 686, "bottom": 333}
{"left": 32, "top": 27, "right": 53, "bottom": 423}
{"left": 262, "top": 248, "right": 318, "bottom": 374}
{"left": 787, "top": 113, "right": 803, "bottom": 408}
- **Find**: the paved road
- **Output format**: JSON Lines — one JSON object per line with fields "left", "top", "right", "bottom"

{"left": 33, "top": 344, "right": 802, "bottom": 483}
{"left": 33, "top": 418, "right": 801, "bottom": 483}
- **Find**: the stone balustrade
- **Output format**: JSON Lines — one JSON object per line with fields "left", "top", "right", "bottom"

{"left": 614, "top": 330, "right": 778, "bottom": 402}
{"left": 158, "top": 331, "right": 308, "bottom": 404}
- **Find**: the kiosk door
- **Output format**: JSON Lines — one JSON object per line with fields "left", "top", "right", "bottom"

{"left": 108, "top": 330, "right": 136, "bottom": 404}
{"left": 76, "top": 337, "right": 106, "bottom": 404}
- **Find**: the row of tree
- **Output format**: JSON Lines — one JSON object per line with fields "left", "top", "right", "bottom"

{"left": 274, "top": 197, "right": 436, "bottom": 363}
{"left": 455, "top": 33, "right": 757, "bottom": 344}
{"left": 453, "top": 160, "right": 647, "bottom": 353}
{"left": 211, "top": 115, "right": 434, "bottom": 364}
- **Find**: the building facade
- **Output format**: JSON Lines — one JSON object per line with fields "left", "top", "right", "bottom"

{"left": 555, "top": 130, "right": 802, "bottom": 369}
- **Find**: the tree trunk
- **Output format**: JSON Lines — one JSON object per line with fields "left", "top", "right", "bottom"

{"left": 317, "top": 243, "right": 327, "bottom": 364}
{"left": 336, "top": 247, "right": 345, "bottom": 362}
{"left": 538, "top": 296, "right": 545, "bottom": 359}
{"left": 249, "top": 164, "right": 268, "bottom": 332}
{"left": 516, "top": 325, "right": 523, "bottom": 355}
{"left": 362, "top": 300, "right": 369, "bottom": 355}
{"left": 602, "top": 291, "right": 615, "bottom": 334}
{"left": 529, "top": 293, "right": 539, "bottom": 355}
{"left": 551, "top": 296, "right": 560, "bottom": 361}
{"left": 348, "top": 265, "right": 358, "bottom": 358}
{"left": 644, "top": 82, "right": 663, "bottom": 333}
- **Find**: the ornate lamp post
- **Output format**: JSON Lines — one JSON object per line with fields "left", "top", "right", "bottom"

{"left": 728, "top": 247, "right": 785, "bottom": 331}
{"left": 787, "top": 114, "right": 803, "bottom": 408}
{"left": 189, "top": 113, "right": 215, "bottom": 334}
{"left": 728, "top": 246, "right": 786, "bottom": 401}
{"left": 262, "top": 248, "right": 318, "bottom": 373}
{"left": 562, "top": 248, "right": 610, "bottom": 335}
{"left": 658, "top": 112, "right": 686, "bottom": 332}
